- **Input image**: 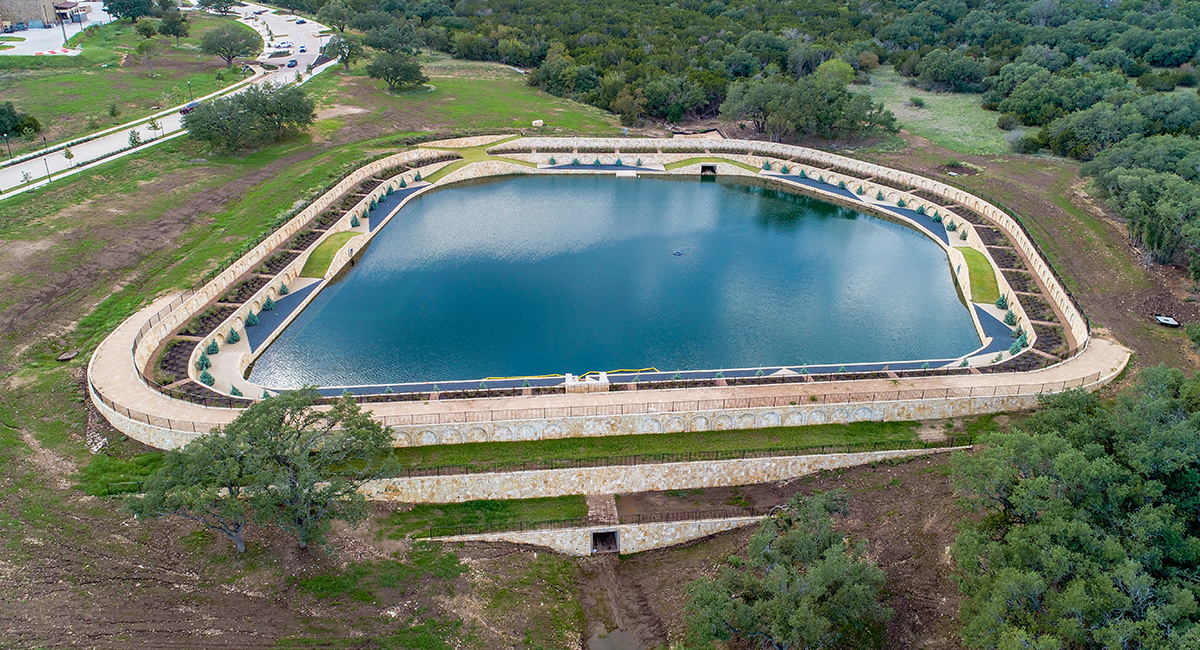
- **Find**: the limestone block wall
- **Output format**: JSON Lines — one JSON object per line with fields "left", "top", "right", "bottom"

{"left": 438, "top": 516, "right": 764, "bottom": 556}
{"left": 88, "top": 379, "right": 205, "bottom": 449}
{"left": 379, "top": 386, "right": 1094, "bottom": 448}
{"left": 362, "top": 446, "right": 961, "bottom": 502}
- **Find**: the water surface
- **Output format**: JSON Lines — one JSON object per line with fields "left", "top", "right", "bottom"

{"left": 249, "top": 175, "right": 979, "bottom": 388}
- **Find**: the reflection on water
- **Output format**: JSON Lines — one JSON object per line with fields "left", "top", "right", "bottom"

{"left": 249, "top": 175, "right": 980, "bottom": 388}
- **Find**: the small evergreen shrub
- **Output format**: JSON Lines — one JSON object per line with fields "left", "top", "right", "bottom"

{"left": 386, "top": 185, "right": 394, "bottom": 195}
{"left": 838, "top": 180, "right": 846, "bottom": 189}
{"left": 837, "top": 365, "right": 846, "bottom": 373}
{"left": 897, "top": 198, "right": 906, "bottom": 207}
{"left": 1004, "top": 310, "right": 1017, "bottom": 325}
{"left": 1009, "top": 333, "right": 1028, "bottom": 354}
{"left": 818, "top": 175, "right": 826, "bottom": 184}
{"left": 715, "top": 371, "right": 724, "bottom": 378}
{"left": 549, "top": 157, "right": 556, "bottom": 165}
{"left": 876, "top": 190, "right": 885, "bottom": 200}
{"left": 369, "top": 198, "right": 377, "bottom": 211}
{"left": 799, "top": 169, "right": 807, "bottom": 179}
{"left": 573, "top": 158, "right": 580, "bottom": 165}
{"left": 932, "top": 211, "right": 942, "bottom": 222}
{"left": 856, "top": 185, "right": 865, "bottom": 195}
{"left": 993, "top": 353, "right": 1004, "bottom": 363}
{"left": 414, "top": 171, "right": 422, "bottom": 181}
{"left": 763, "top": 161, "right": 772, "bottom": 170}
{"left": 522, "top": 379, "right": 530, "bottom": 387}
{"left": 917, "top": 205, "right": 926, "bottom": 215}
{"left": 351, "top": 214, "right": 361, "bottom": 227}
{"left": 593, "top": 158, "right": 602, "bottom": 166}
{"left": 226, "top": 328, "right": 240, "bottom": 344}
{"left": 279, "top": 284, "right": 289, "bottom": 296}
{"left": 960, "top": 359, "right": 969, "bottom": 367}
{"left": 196, "top": 352, "right": 211, "bottom": 371}
{"left": 1010, "top": 326, "right": 1025, "bottom": 339}
{"left": 400, "top": 178, "right": 407, "bottom": 188}
{"left": 262, "top": 390, "right": 271, "bottom": 399}
{"left": 672, "top": 373, "right": 682, "bottom": 380}
{"left": 635, "top": 158, "right": 642, "bottom": 166}
{"left": 781, "top": 165, "right": 789, "bottom": 174}
{"left": 262, "top": 297, "right": 275, "bottom": 311}
{"left": 615, "top": 158, "right": 623, "bottom": 166}
{"left": 946, "top": 221, "right": 958, "bottom": 231}
{"left": 199, "top": 370, "right": 215, "bottom": 386}
{"left": 960, "top": 229, "right": 969, "bottom": 240}
{"left": 205, "top": 340, "right": 219, "bottom": 355}
{"left": 246, "top": 310, "right": 259, "bottom": 327}
{"left": 755, "top": 369, "right": 765, "bottom": 376}
{"left": 384, "top": 386, "right": 394, "bottom": 394}
{"left": 230, "top": 385, "right": 243, "bottom": 397}
{"left": 921, "top": 362, "right": 930, "bottom": 369}
{"left": 479, "top": 380, "right": 489, "bottom": 389}
{"left": 996, "top": 294, "right": 1009, "bottom": 309}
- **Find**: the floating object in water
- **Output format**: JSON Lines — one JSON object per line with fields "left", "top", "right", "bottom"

{"left": 673, "top": 251, "right": 683, "bottom": 256}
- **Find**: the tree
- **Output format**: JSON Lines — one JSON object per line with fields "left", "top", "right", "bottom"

{"left": 224, "top": 390, "right": 393, "bottom": 550}
{"left": 365, "top": 52, "right": 427, "bottom": 91}
{"left": 323, "top": 34, "right": 365, "bottom": 73}
{"left": 136, "top": 38, "right": 161, "bottom": 77}
{"left": 364, "top": 22, "right": 422, "bottom": 55}
{"left": 914, "top": 49, "right": 987, "bottom": 92}
{"left": 62, "top": 147, "right": 74, "bottom": 164}
{"left": 183, "top": 83, "right": 314, "bottom": 151}
{"left": 128, "top": 430, "right": 254, "bottom": 553}
{"left": 103, "top": 0, "right": 152, "bottom": 22}
{"left": 157, "top": 9, "right": 189, "bottom": 45}
{"left": 0, "top": 101, "right": 39, "bottom": 136}
{"left": 135, "top": 20, "right": 158, "bottom": 38}
{"left": 954, "top": 372, "right": 1200, "bottom": 649}
{"left": 201, "top": 24, "right": 260, "bottom": 68}
{"left": 197, "top": 0, "right": 235, "bottom": 15}
{"left": 317, "top": 0, "right": 353, "bottom": 32}
{"left": 685, "top": 492, "right": 892, "bottom": 649}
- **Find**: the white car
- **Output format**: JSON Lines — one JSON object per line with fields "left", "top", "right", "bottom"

{"left": 278, "top": 40, "right": 294, "bottom": 48}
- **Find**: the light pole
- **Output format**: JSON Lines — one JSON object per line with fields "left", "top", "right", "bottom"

{"left": 42, "top": 136, "right": 51, "bottom": 183}
{"left": 187, "top": 80, "right": 193, "bottom": 101}
{"left": 2, "top": 133, "right": 10, "bottom": 159}
{"left": 60, "top": 17, "right": 68, "bottom": 47}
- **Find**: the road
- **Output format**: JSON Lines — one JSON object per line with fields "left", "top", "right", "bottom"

{"left": 0, "top": 2, "right": 332, "bottom": 196}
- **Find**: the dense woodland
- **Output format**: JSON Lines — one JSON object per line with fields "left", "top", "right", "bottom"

{"left": 279, "top": 0, "right": 1200, "bottom": 270}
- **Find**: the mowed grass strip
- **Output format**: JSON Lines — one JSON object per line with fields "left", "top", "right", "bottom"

{"left": 390, "top": 420, "right": 920, "bottom": 471}
{"left": 663, "top": 156, "right": 761, "bottom": 172}
{"left": 959, "top": 246, "right": 1000, "bottom": 304}
{"left": 300, "top": 231, "right": 358, "bottom": 277}
{"left": 379, "top": 496, "right": 588, "bottom": 539}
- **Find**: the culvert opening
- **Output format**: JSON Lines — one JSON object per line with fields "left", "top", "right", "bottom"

{"left": 592, "top": 530, "right": 618, "bottom": 554}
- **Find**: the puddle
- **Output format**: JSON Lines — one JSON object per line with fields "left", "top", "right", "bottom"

{"left": 587, "top": 629, "right": 644, "bottom": 650}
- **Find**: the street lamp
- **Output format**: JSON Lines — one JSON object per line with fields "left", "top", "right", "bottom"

{"left": 42, "top": 135, "right": 51, "bottom": 183}
{"left": 187, "top": 80, "right": 193, "bottom": 101}
{"left": 1, "top": 133, "right": 10, "bottom": 159}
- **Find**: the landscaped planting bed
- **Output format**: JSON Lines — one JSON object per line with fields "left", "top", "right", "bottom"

{"left": 1019, "top": 294, "right": 1060, "bottom": 323}
{"left": 312, "top": 210, "right": 341, "bottom": 229}
{"left": 179, "top": 305, "right": 237, "bottom": 337}
{"left": 220, "top": 276, "right": 268, "bottom": 304}
{"left": 1002, "top": 269, "right": 1039, "bottom": 293}
{"left": 155, "top": 338, "right": 197, "bottom": 384}
{"left": 1032, "top": 323, "right": 1067, "bottom": 357}
{"left": 170, "top": 381, "right": 253, "bottom": 406}
{"left": 257, "top": 250, "right": 300, "bottom": 275}
{"left": 286, "top": 229, "right": 322, "bottom": 251}
{"left": 979, "top": 353, "right": 1053, "bottom": 373}
{"left": 975, "top": 226, "right": 1009, "bottom": 247}
{"left": 987, "top": 246, "right": 1026, "bottom": 270}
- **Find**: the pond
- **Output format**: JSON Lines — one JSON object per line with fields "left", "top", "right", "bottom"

{"left": 248, "top": 174, "right": 980, "bottom": 389}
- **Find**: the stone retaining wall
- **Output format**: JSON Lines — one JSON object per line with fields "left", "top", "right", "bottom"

{"left": 362, "top": 446, "right": 962, "bottom": 502}
{"left": 437, "top": 516, "right": 764, "bottom": 556}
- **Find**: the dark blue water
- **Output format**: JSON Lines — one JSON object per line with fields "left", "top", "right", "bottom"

{"left": 248, "top": 175, "right": 980, "bottom": 388}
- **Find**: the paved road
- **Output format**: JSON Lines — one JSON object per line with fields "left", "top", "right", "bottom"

{"left": 0, "top": 1, "right": 113, "bottom": 56}
{"left": 0, "top": 2, "right": 331, "bottom": 196}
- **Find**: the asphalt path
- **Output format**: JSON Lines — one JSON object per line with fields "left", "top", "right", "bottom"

{"left": 0, "top": 2, "right": 332, "bottom": 197}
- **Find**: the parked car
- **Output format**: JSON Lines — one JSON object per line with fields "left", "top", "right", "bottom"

{"left": 287, "top": 59, "right": 298, "bottom": 68}
{"left": 299, "top": 45, "right": 307, "bottom": 52}
{"left": 179, "top": 101, "right": 200, "bottom": 115}
{"left": 295, "top": 18, "right": 307, "bottom": 23}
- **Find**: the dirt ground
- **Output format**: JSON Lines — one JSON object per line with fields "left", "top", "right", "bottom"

{"left": 577, "top": 452, "right": 966, "bottom": 650}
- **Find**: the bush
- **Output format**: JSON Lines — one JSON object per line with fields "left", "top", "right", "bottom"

{"left": 279, "top": 284, "right": 289, "bottom": 296}
{"left": 909, "top": 96, "right": 926, "bottom": 108}
{"left": 781, "top": 165, "right": 790, "bottom": 173}
{"left": 263, "top": 297, "right": 275, "bottom": 311}
{"left": 199, "top": 370, "right": 215, "bottom": 386}
{"left": 1186, "top": 322, "right": 1200, "bottom": 346}
{"left": 1008, "top": 332, "right": 1028, "bottom": 354}
{"left": 246, "top": 311, "right": 259, "bottom": 327}
{"left": 959, "top": 229, "right": 968, "bottom": 240}
{"left": 876, "top": 190, "right": 885, "bottom": 200}
{"left": 1011, "top": 134, "right": 1044, "bottom": 154}
{"left": 399, "top": 178, "right": 407, "bottom": 188}
{"left": 549, "top": 157, "right": 556, "bottom": 164}
{"left": 946, "top": 220, "right": 958, "bottom": 231}
{"left": 896, "top": 198, "right": 906, "bottom": 207}
{"left": 196, "top": 352, "right": 211, "bottom": 371}
{"left": 226, "top": 328, "right": 240, "bottom": 344}
{"left": 857, "top": 185, "right": 865, "bottom": 195}
{"left": 230, "top": 385, "right": 243, "bottom": 397}
{"left": 995, "top": 294, "right": 1008, "bottom": 309}
{"left": 205, "top": 340, "right": 219, "bottom": 355}
{"left": 932, "top": 212, "right": 943, "bottom": 222}
{"left": 350, "top": 214, "right": 361, "bottom": 227}
{"left": 1004, "top": 310, "right": 1017, "bottom": 325}
{"left": 997, "top": 113, "right": 1019, "bottom": 130}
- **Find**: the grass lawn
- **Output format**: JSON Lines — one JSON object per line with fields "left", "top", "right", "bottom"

{"left": 300, "top": 231, "right": 357, "bottom": 277}
{"left": 959, "top": 246, "right": 1000, "bottom": 304}
{"left": 664, "top": 156, "right": 760, "bottom": 172}
{"left": 390, "top": 420, "right": 921, "bottom": 471}
{"left": 861, "top": 67, "right": 1011, "bottom": 156}
{"left": 379, "top": 496, "right": 588, "bottom": 539}
{"left": 0, "top": 15, "right": 258, "bottom": 153}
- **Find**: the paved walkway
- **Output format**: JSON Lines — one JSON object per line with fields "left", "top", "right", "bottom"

{"left": 0, "top": 2, "right": 331, "bottom": 196}
{"left": 90, "top": 291, "right": 1130, "bottom": 431}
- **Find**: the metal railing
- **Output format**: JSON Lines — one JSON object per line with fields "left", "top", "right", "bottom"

{"left": 391, "top": 436, "right": 973, "bottom": 478}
